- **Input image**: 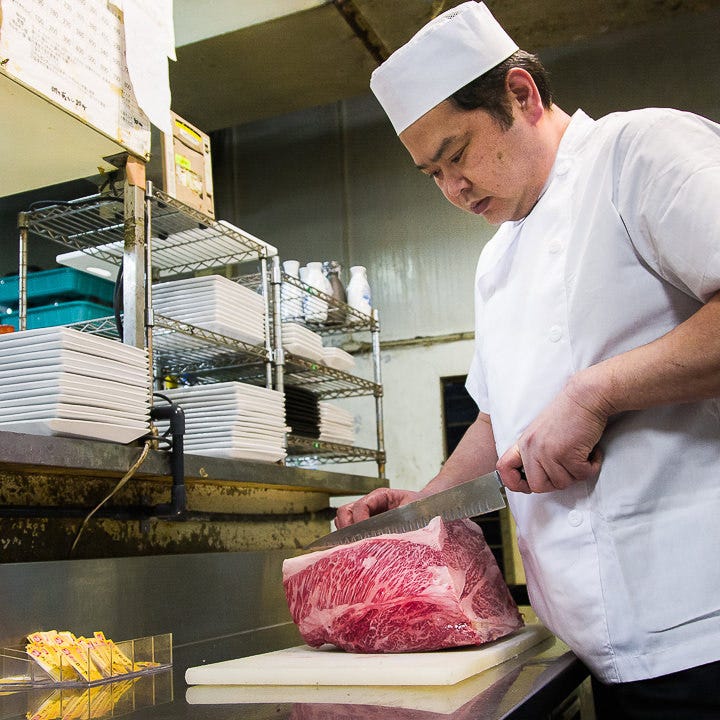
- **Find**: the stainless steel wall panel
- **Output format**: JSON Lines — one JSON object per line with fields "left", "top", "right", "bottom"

{"left": 0, "top": 551, "right": 294, "bottom": 649}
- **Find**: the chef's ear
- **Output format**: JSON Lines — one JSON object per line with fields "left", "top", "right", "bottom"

{"left": 506, "top": 68, "right": 542, "bottom": 122}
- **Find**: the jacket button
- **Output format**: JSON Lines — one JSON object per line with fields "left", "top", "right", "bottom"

{"left": 548, "top": 240, "right": 562, "bottom": 254}
{"left": 568, "top": 510, "right": 583, "bottom": 527}
{"left": 549, "top": 325, "right": 563, "bottom": 342}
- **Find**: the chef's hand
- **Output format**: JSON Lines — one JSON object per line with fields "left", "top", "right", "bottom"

{"left": 335, "top": 487, "right": 421, "bottom": 529}
{"left": 497, "top": 379, "right": 606, "bottom": 493}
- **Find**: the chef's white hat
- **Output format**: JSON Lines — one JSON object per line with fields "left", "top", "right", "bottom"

{"left": 370, "top": 2, "right": 518, "bottom": 134}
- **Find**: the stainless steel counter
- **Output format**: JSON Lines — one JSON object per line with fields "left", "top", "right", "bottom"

{"left": 0, "top": 429, "right": 383, "bottom": 494}
{"left": 0, "top": 625, "right": 588, "bottom": 719}
{"left": 0, "top": 552, "right": 590, "bottom": 720}
{"left": 0, "top": 430, "right": 386, "bottom": 560}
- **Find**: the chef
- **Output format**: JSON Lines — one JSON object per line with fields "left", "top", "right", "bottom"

{"left": 335, "top": 2, "right": 720, "bottom": 717}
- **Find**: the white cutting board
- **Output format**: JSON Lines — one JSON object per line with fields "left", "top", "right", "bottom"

{"left": 186, "top": 655, "right": 550, "bottom": 713}
{"left": 185, "top": 624, "right": 551, "bottom": 687}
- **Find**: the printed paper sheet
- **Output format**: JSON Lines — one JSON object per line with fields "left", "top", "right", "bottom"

{"left": 0, "top": 0, "right": 154, "bottom": 157}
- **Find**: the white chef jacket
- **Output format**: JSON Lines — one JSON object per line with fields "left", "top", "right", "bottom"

{"left": 466, "top": 108, "right": 720, "bottom": 683}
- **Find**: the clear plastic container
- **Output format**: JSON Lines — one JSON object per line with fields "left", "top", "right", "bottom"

{"left": 0, "top": 633, "right": 172, "bottom": 689}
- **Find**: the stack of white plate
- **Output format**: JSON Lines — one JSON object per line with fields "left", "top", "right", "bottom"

{"left": 282, "top": 323, "right": 324, "bottom": 362}
{"left": 153, "top": 275, "right": 265, "bottom": 345}
{"left": 0, "top": 327, "right": 150, "bottom": 443}
{"left": 321, "top": 346, "right": 356, "bottom": 372}
{"left": 159, "top": 382, "right": 287, "bottom": 462}
{"left": 318, "top": 401, "right": 355, "bottom": 446}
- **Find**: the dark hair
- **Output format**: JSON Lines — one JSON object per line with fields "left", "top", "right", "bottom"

{"left": 450, "top": 50, "right": 554, "bottom": 130}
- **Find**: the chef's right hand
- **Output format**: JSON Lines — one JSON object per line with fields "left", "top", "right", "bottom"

{"left": 335, "top": 487, "right": 421, "bottom": 529}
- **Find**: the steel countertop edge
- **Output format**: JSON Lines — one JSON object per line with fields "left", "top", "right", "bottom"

{"left": 0, "top": 428, "right": 384, "bottom": 495}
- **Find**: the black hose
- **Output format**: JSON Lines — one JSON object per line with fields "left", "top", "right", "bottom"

{"left": 113, "top": 260, "right": 124, "bottom": 339}
{"left": 151, "top": 394, "right": 186, "bottom": 518}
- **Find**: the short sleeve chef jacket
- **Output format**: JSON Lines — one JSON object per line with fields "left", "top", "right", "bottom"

{"left": 466, "top": 108, "right": 720, "bottom": 683}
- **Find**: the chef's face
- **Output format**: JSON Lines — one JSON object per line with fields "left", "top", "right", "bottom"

{"left": 399, "top": 98, "right": 546, "bottom": 225}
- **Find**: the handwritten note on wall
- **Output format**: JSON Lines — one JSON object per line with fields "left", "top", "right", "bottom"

{"left": 0, "top": 0, "right": 153, "bottom": 157}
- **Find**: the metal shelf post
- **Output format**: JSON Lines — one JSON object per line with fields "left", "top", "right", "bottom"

{"left": 371, "top": 308, "right": 386, "bottom": 480}
{"left": 17, "top": 212, "right": 29, "bottom": 331}
{"left": 123, "top": 168, "right": 146, "bottom": 348}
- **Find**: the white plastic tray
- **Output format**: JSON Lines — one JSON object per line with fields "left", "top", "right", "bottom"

{"left": 0, "top": 406, "right": 149, "bottom": 426}
{"left": 0, "top": 419, "right": 149, "bottom": 443}
{"left": 0, "top": 374, "right": 151, "bottom": 402}
{"left": 0, "top": 327, "right": 148, "bottom": 363}
{"left": 185, "top": 447, "right": 285, "bottom": 462}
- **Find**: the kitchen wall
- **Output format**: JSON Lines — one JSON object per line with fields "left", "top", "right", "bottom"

{"left": 1, "top": 8, "right": 718, "bottom": 490}
{"left": 212, "top": 7, "right": 720, "bottom": 488}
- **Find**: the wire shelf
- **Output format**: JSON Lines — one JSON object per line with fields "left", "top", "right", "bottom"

{"left": 22, "top": 196, "right": 126, "bottom": 264}
{"left": 21, "top": 191, "right": 382, "bottom": 474}
{"left": 66, "top": 315, "right": 121, "bottom": 339}
{"left": 148, "top": 189, "right": 275, "bottom": 276}
{"left": 67, "top": 315, "right": 270, "bottom": 386}
{"left": 282, "top": 354, "right": 380, "bottom": 399}
{"left": 151, "top": 315, "right": 270, "bottom": 385}
{"left": 23, "top": 190, "right": 274, "bottom": 277}
{"left": 285, "top": 435, "right": 385, "bottom": 465}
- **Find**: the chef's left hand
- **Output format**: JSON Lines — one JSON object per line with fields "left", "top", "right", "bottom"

{"left": 496, "top": 380, "right": 606, "bottom": 493}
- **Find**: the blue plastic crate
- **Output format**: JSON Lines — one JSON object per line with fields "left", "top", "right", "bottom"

{"left": 5, "top": 301, "right": 114, "bottom": 330}
{"left": 0, "top": 268, "right": 115, "bottom": 308}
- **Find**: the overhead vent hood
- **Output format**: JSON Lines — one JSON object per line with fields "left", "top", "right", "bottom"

{"left": 169, "top": 0, "right": 720, "bottom": 132}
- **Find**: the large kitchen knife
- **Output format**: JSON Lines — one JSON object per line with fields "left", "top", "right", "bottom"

{"left": 305, "top": 470, "right": 506, "bottom": 551}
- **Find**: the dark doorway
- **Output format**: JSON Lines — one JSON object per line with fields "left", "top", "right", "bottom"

{"left": 441, "top": 376, "right": 528, "bottom": 605}
{"left": 441, "top": 376, "right": 505, "bottom": 574}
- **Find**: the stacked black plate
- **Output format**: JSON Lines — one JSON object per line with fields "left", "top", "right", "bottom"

{"left": 284, "top": 385, "right": 320, "bottom": 438}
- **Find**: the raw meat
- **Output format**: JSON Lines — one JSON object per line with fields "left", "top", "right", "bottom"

{"left": 282, "top": 516, "right": 523, "bottom": 653}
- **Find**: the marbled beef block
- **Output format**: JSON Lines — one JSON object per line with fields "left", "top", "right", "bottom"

{"left": 282, "top": 516, "right": 523, "bottom": 653}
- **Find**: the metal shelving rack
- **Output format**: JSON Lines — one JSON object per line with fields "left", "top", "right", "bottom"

{"left": 17, "top": 181, "right": 277, "bottom": 396}
{"left": 19, "top": 187, "right": 272, "bottom": 276}
{"left": 276, "top": 272, "right": 386, "bottom": 478}
{"left": 17, "top": 184, "right": 385, "bottom": 478}
{"left": 17, "top": 187, "right": 146, "bottom": 347}
{"left": 144, "top": 185, "right": 276, "bottom": 390}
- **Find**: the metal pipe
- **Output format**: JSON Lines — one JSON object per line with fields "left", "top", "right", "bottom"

{"left": 122, "top": 175, "right": 146, "bottom": 347}
{"left": 371, "top": 308, "right": 386, "bottom": 479}
{"left": 345, "top": 329, "right": 475, "bottom": 355}
{"left": 144, "top": 181, "right": 155, "bottom": 398}
{"left": 150, "top": 398, "right": 186, "bottom": 518}
{"left": 17, "top": 212, "right": 28, "bottom": 331}
{"left": 270, "top": 255, "right": 285, "bottom": 395}
{"left": 260, "top": 255, "right": 273, "bottom": 389}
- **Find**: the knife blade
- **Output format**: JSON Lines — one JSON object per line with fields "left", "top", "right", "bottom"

{"left": 305, "top": 470, "right": 506, "bottom": 551}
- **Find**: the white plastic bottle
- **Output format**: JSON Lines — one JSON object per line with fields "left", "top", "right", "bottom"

{"left": 302, "top": 262, "right": 328, "bottom": 323}
{"left": 281, "top": 260, "right": 303, "bottom": 321}
{"left": 346, "top": 265, "right": 372, "bottom": 323}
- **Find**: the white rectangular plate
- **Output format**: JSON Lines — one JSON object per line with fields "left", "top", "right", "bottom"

{"left": 284, "top": 341, "right": 324, "bottom": 363}
{"left": 0, "top": 353, "right": 149, "bottom": 385}
{"left": 0, "top": 418, "right": 149, "bottom": 444}
{"left": 0, "top": 374, "right": 151, "bottom": 403}
{"left": 157, "top": 418, "right": 287, "bottom": 433}
{"left": 185, "top": 447, "right": 286, "bottom": 462}
{"left": 0, "top": 330, "right": 147, "bottom": 365}
{"left": 0, "top": 394, "right": 149, "bottom": 417}
{"left": 0, "top": 405, "right": 148, "bottom": 426}
{"left": 163, "top": 382, "right": 281, "bottom": 400}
